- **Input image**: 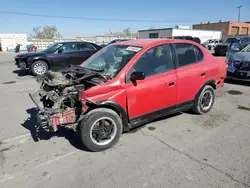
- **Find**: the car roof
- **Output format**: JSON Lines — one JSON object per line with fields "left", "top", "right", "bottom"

{"left": 114, "top": 38, "right": 195, "bottom": 48}
{"left": 55, "top": 41, "right": 94, "bottom": 44}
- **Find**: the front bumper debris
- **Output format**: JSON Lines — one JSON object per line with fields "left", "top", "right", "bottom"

{"left": 227, "top": 71, "right": 250, "bottom": 81}
{"left": 15, "top": 57, "right": 29, "bottom": 70}
{"left": 29, "top": 92, "right": 77, "bottom": 132}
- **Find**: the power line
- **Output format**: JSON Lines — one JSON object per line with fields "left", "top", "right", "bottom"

{"left": 0, "top": 11, "right": 194, "bottom": 23}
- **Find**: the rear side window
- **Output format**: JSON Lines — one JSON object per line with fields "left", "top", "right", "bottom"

{"left": 77, "top": 43, "right": 95, "bottom": 51}
{"left": 174, "top": 43, "right": 204, "bottom": 67}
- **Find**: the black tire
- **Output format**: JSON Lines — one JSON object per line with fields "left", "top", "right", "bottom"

{"left": 78, "top": 108, "right": 123, "bottom": 152}
{"left": 30, "top": 60, "right": 49, "bottom": 76}
{"left": 191, "top": 85, "right": 215, "bottom": 115}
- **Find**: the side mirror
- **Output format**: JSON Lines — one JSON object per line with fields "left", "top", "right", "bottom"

{"left": 130, "top": 71, "right": 145, "bottom": 81}
{"left": 231, "top": 47, "right": 240, "bottom": 52}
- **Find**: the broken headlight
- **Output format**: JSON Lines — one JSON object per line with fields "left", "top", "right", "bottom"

{"left": 233, "top": 61, "right": 241, "bottom": 68}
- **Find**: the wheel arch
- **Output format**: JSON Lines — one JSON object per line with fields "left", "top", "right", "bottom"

{"left": 194, "top": 79, "right": 216, "bottom": 103}
{"left": 85, "top": 100, "right": 130, "bottom": 133}
{"left": 29, "top": 58, "right": 50, "bottom": 70}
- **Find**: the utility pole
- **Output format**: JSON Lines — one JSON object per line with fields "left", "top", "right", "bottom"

{"left": 237, "top": 5, "right": 243, "bottom": 22}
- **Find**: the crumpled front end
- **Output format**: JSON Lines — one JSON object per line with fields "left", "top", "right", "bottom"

{"left": 29, "top": 65, "right": 109, "bottom": 132}
{"left": 227, "top": 57, "right": 250, "bottom": 81}
{"left": 29, "top": 90, "right": 80, "bottom": 132}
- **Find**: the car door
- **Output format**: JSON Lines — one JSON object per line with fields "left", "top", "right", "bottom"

{"left": 48, "top": 43, "right": 78, "bottom": 70}
{"left": 172, "top": 42, "right": 207, "bottom": 104}
{"left": 123, "top": 44, "right": 178, "bottom": 124}
{"left": 75, "top": 43, "right": 97, "bottom": 64}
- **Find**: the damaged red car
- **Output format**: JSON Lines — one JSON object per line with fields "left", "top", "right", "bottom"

{"left": 29, "top": 39, "right": 227, "bottom": 152}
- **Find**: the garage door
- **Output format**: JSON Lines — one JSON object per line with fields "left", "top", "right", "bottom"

{"left": 241, "top": 27, "right": 249, "bottom": 35}
{"left": 231, "top": 27, "right": 239, "bottom": 35}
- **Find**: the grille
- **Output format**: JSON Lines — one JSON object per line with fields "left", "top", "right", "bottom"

{"left": 217, "top": 45, "right": 228, "bottom": 49}
{"left": 240, "top": 61, "right": 250, "bottom": 71}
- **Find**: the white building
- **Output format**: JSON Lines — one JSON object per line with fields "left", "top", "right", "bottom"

{"left": 0, "top": 34, "right": 28, "bottom": 52}
{"left": 138, "top": 27, "right": 222, "bottom": 43}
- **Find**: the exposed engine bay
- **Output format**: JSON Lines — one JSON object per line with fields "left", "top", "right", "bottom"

{"left": 29, "top": 65, "right": 110, "bottom": 132}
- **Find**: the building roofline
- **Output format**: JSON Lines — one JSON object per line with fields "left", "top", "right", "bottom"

{"left": 193, "top": 21, "right": 230, "bottom": 25}
{"left": 193, "top": 21, "right": 250, "bottom": 25}
{"left": 138, "top": 28, "right": 172, "bottom": 32}
{"left": 138, "top": 28, "right": 222, "bottom": 33}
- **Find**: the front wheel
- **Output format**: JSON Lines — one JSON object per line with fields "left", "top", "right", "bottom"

{"left": 192, "top": 85, "right": 215, "bottom": 115}
{"left": 30, "top": 60, "right": 49, "bottom": 76}
{"left": 78, "top": 108, "right": 123, "bottom": 152}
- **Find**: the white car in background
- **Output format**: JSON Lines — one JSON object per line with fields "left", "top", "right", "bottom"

{"left": 202, "top": 39, "right": 222, "bottom": 50}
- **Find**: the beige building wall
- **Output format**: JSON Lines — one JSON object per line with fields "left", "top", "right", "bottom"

{"left": 193, "top": 21, "right": 250, "bottom": 40}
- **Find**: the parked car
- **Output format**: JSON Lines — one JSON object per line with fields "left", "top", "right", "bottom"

{"left": 169, "top": 36, "right": 201, "bottom": 44}
{"left": 192, "top": 37, "right": 201, "bottom": 44}
{"left": 214, "top": 35, "right": 250, "bottom": 56}
{"left": 29, "top": 39, "right": 227, "bottom": 152}
{"left": 100, "top": 39, "right": 132, "bottom": 48}
{"left": 202, "top": 39, "right": 222, "bottom": 50}
{"left": 226, "top": 42, "right": 250, "bottom": 81}
{"left": 14, "top": 41, "right": 102, "bottom": 76}
{"left": 171, "top": 36, "right": 194, "bottom": 41}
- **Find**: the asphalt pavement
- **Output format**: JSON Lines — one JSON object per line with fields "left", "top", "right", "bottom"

{"left": 0, "top": 52, "right": 250, "bottom": 188}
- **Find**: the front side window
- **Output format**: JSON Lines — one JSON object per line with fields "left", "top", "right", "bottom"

{"left": 43, "top": 43, "right": 63, "bottom": 53}
{"left": 174, "top": 43, "right": 203, "bottom": 67}
{"left": 129, "top": 44, "right": 173, "bottom": 79}
{"left": 81, "top": 45, "right": 142, "bottom": 78}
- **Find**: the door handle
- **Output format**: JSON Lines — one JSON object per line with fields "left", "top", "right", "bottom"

{"left": 168, "top": 82, "right": 175, "bottom": 86}
{"left": 201, "top": 72, "right": 206, "bottom": 77}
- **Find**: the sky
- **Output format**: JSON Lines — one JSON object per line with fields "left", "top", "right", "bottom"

{"left": 0, "top": 0, "right": 249, "bottom": 37}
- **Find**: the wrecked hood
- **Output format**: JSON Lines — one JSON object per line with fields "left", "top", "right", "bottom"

{"left": 36, "top": 65, "right": 110, "bottom": 87}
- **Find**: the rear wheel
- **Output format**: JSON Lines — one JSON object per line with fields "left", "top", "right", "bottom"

{"left": 192, "top": 85, "right": 215, "bottom": 115}
{"left": 78, "top": 108, "right": 123, "bottom": 152}
{"left": 30, "top": 60, "right": 48, "bottom": 76}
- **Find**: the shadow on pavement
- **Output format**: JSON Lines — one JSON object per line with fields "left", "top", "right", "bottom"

{"left": 12, "top": 70, "right": 31, "bottom": 77}
{"left": 225, "top": 79, "right": 250, "bottom": 87}
{"left": 22, "top": 107, "right": 90, "bottom": 152}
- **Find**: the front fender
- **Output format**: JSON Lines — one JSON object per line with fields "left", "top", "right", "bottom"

{"left": 28, "top": 56, "right": 49, "bottom": 68}
{"left": 81, "top": 87, "right": 130, "bottom": 131}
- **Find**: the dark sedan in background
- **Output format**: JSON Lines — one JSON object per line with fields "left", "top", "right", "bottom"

{"left": 214, "top": 35, "right": 250, "bottom": 56}
{"left": 15, "top": 41, "right": 102, "bottom": 76}
{"left": 226, "top": 42, "right": 250, "bottom": 81}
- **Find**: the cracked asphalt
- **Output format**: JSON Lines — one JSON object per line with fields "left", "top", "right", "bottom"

{"left": 0, "top": 52, "right": 250, "bottom": 188}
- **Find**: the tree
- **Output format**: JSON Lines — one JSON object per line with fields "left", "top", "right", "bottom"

{"left": 123, "top": 28, "right": 131, "bottom": 37}
{"left": 31, "top": 25, "right": 61, "bottom": 39}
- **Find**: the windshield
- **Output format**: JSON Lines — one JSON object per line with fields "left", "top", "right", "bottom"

{"left": 204, "top": 39, "right": 215, "bottom": 43}
{"left": 225, "top": 37, "right": 240, "bottom": 43}
{"left": 43, "top": 43, "right": 63, "bottom": 53}
{"left": 241, "top": 44, "right": 250, "bottom": 52}
{"left": 81, "top": 45, "right": 142, "bottom": 77}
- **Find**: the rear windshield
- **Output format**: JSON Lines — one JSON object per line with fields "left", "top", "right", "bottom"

{"left": 225, "top": 37, "right": 240, "bottom": 43}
